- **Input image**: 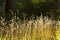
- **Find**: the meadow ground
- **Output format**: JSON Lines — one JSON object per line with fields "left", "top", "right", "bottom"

{"left": 0, "top": 16, "right": 60, "bottom": 40}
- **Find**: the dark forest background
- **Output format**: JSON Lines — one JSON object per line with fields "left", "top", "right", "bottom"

{"left": 0, "top": 0, "right": 60, "bottom": 21}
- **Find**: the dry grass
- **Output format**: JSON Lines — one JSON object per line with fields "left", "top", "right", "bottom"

{"left": 0, "top": 16, "right": 60, "bottom": 40}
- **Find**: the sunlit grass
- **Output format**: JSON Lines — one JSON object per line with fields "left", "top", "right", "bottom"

{"left": 56, "top": 28, "right": 60, "bottom": 40}
{"left": 0, "top": 16, "right": 60, "bottom": 40}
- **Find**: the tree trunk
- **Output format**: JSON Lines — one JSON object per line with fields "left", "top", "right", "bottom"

{"left": 5, "top": 0, "right": 12, "bottom": 13}
{"left": 5, "top": 0, "right": 13, "bottom": 21}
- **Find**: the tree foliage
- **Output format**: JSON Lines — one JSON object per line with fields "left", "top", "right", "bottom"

{"left": 0, "top": 0, "right": 60, "bottom": 21}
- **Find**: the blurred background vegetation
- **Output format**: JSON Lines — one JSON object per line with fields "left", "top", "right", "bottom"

{"left": 0, "top": 0, "right": 60, "bottom": 21}
{"left": 0, "top": 0, "right": 60, "bottom": 40}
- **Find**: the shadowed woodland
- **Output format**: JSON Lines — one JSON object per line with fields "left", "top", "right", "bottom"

{"left": 0, "top": 0, "right": 60, "bottom": 21}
